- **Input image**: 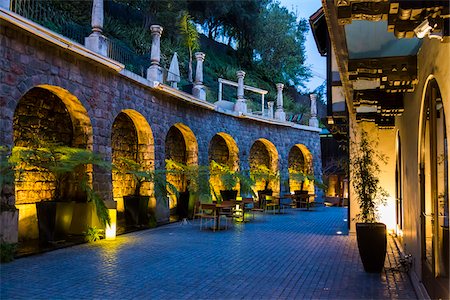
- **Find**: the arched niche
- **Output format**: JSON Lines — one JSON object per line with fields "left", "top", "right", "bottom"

{"left": 288, "top": 144, "right": 313, "bottom": 193}
{"left": 111, "top": 109, "right": 154, "bottom": 228}
{"left": 249, "top": 138, "right": 279, "bottom": 194}
{"left": 165, "top": 123, "right": 198, "bottom": 214}
{"left": 12, "top": 85, "right": 93, "bottom": 241}
{"left": 208, "top": 132, "right": 239, "bottom": 194}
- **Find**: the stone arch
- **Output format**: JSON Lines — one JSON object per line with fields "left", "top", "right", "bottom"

{"left": 288, "top": 144, "right": 314, "bottom": 193}
{"left": 208, "top": 132, "right": 240, "bottom": 194}
{"left": 12, "top": 85, "right": 93, "bottom": 241}
{"left": 249, "top": 138, "right": 279, "bottom": 194}
{"left": 165, "top": 123, "right": 198, "bottom": 212}
{"left": 111, "top": 109, "right": 154, "bottom": 227}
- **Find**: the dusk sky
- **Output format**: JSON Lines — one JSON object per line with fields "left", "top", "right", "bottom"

{"left": 279, "top": 0, "right": 326, "bottom": 91}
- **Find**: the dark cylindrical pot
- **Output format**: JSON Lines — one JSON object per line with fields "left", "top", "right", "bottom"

{"left": 124, "top": 196, "right": 150, "bottom": 227}
{"left": 177, "top": 191, "right": 190, "bottom": 220}
{"left": 220, "top": 190, "right": 238, "bottom": 201}
{"left": 36, "top": 201, "right": 58, "bottom": 245}
{"left": 356, "top": 222, "right": 387, "bottom": 273}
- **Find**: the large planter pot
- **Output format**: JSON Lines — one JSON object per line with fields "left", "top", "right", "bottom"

{"left": 35, "top": 201, "right": 58, "bottom": 245}
{"left": 123, "top": 196, "right": 150, "bottom": 227}
{"left": 356, "top": 222, "right": 387, "bottom": 273}
{"left": 55, "top": 202, "right": 75, "bottom": 239}
{"left": 176, "top": 191, "right": 190, "bottom": 220}
{"left": 220, "top": 190, "right": 238, "bottom": 201}
{"left": 69, "top": 202, "right": 102, "bottom": 235}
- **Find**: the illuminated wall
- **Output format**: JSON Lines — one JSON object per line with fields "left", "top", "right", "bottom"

{"left": 249, "top": 139, "right": 279, "bottom": 195}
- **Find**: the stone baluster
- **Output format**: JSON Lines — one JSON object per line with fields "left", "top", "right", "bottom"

{"left": 85, "top": 0, "right": 108, "bottom": 56}
{"left": 233, "top": 70, "right": 247, "bottom": 113}
{"left": 274, "top": 83, "right": 286, "bottom": 121}
{"left": 192, "top": 52, "right": 206, "bottom": 100}
{"left": 268, "top": 101, "right": 274, "bottom": 118}
{"left": 0, "top": 0, "right": 11, "bottom": 10}
{"left": 147, "top": 25, "right": 164, "bottom": 82}
{"left": 309, "top": 93, "right": 319, "bottom": 127}
{"left": 218, "top": 80, "right": 223, "bottom": 102}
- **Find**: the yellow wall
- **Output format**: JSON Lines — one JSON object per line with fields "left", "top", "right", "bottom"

{"left": 395, "top": 38, "right": 450, "bottom": 277}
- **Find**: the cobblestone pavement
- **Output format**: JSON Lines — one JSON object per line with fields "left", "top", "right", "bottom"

{"left": 1, "top": 207, "right": 417, "bottom": 299}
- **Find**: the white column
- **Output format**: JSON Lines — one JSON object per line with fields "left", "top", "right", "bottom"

{"left": 261, "top": 94, "right": 265, "bottom": 115}
{"left": 309, "top": 93, "right": 319, "bottom": 127}
{"left": 268, "top": 101, "right": 274, "bottom": 118}
{"left": 218, "top": 80, "right": 223, "bottom": 102}
{"left": 192, "top": 52, "right": 206, "bottom": 100}
{"left": 274, "top": 83, "right": 286, "bottom": 121}
{"left": 0, "top": 0, "right": 11, "bottom": 10}
{"left": 147, "top": 25, "right": 164, "bottom": 82}
{"left": 85, "top": 0, "right": 108, "bottom": 56}
{"left": 234, "top": 70, "right": 247, "bottom": 113}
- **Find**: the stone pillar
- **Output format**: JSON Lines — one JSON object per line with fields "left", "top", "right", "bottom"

{"left": 0, "top": 0, "right": 11, "bottom": 10}
{"left": 267, "top": 101, "right": 274, "bottom": 118}
{"left": 274, "top": 83, "right": 286, "bottom": 121}
{"left": 309, "top": 93, "right": 319, "bottom": 127}
{"left": 85, "top": 0, "right": 108, "bottom": 56}
{"left": 192, "top": 52, "right": 206, "bottom": 100}
{"left": 234, "top": 70, "right": 247, "bottom": 113}
{"left": 147, "top": 25, "right": 164, "bottom": 82}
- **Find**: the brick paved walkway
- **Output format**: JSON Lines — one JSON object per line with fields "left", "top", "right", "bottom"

{"left": 1, "top": 207, "right": 417, "bottom": 299}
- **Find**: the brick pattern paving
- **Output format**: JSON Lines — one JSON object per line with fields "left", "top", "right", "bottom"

{"left": 0, "top": 207, "right": 417, "bottom": 299}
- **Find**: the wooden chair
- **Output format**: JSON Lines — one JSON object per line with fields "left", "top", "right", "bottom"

{"left": 250, "top": 197, "right": 266, "bottom": 220}
{"left": 219, "top": 200, "right": 237, "bottom": 229}
{"left": 198, "top": 203, "right": 217, "bottom": 231}
{"left": 265, "top": 195, "right": 279, "bottom": 214}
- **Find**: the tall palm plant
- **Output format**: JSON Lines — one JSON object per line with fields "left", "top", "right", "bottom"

{"left": 179, "top": 12, "right": 199, "bottom": 83}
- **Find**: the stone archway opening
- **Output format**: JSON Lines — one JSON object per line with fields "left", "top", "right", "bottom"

{"left": 249, "top": 139, "right": 279, "bottom": 195}
{"left": 12, "top": 85, "right": 93, "bottom": 241}
{"left": 111, "top": 110, "right": 154, "bottom": 231}
{"left": 288, "top": 144, "right": 313, "bottom": 193}
{"left": 165, "top": 123, "right": 198, "bottom": 217}
{"left": 208, "top": 132, "right": 239, "bottom": 196}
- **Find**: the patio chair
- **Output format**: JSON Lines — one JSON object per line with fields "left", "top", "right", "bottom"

{"left": 219, "top": 200, "right": 237, "bottom": 229}
{"left": 265, "top": 195, "right": 279, "bottom": 214}
{"left": 250, "top": 197, "right": 266, "bottom": 221}
{"left": 198, "top": 203, "right": 217, "bottom": 231}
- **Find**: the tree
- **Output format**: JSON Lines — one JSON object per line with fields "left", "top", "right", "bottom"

{"left": 179, "top": 12, "right": 200, "bottom": 83}
{"left": 252, "top": 2, "right": 311, "bottom": 87}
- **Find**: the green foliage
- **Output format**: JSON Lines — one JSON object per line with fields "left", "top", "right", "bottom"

{"left": 0, "top": 241, "right": 16, "bottom": 263}
{"left": 209, "top": 160, "right": 256, "bottom": 198}
{"left": 179, "top": 11, "right": 200, "bottom": 83}
{"left": 1, "top": 146, "right": 16, "bottom": 194}
{"left": 10, "top": 143, "right": 111, "bottom": 226}
{"left": 351, "top": 130, "right": 388, "bottom": 223}
{"left": 251, "top": 165, "right": 280, "bottom": 191}
{"left": 252, "top": 3, "right": 311, "bottom": 87}
{"left": 84, "top": 226, "right": 104, "bottom": 243}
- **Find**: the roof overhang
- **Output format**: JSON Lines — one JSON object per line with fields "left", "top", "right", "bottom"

{"left": 321, "top": 0, "right": 449, "bottom": 128}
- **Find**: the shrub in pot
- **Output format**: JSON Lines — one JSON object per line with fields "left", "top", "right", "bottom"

{"left": 11, "top": 143, "right": 111, "bottom": 244}
{"left": 351, "top": 130, "right": 388, "bottom": 273}
{"left": 116, "top": 158, "right": 178, "bottom": 227}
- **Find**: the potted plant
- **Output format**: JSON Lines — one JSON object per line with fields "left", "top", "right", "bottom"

{"left": 115, "top": 158, "right": 178, "bottom": 228}
{"left": 0, "top": 146, "right": 19, "bottom": 247}
{"left": 210, "top": 160, "right": 255, "bottom": 201}
{"left": 251, "top": 165, "right": 279, "bottom": 206}
{"left": 11, "top": 143, "right": 111, "bottom": 244}
{"left": 166, "top": 159, "right": 210, "bottom": 218}
{"left": 351, "top": 130, "right": 388, "bottom": 273}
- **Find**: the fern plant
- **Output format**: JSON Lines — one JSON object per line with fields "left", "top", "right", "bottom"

{"left": 84, "top": 226, "right": 104, "bottom": 242}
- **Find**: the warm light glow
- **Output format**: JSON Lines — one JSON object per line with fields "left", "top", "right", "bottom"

{"left": 379, "top": 197, "right": 396, "bottom": 231}
{"left": 105, "top": 209, "right": 117, "bottom": 240}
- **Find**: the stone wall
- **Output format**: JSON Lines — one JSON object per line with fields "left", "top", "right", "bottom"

{"left": 0, "top": 20, "right": 322, "bottom": 239}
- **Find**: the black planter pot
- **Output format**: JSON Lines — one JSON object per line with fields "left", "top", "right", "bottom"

{"left": 356, "top": 222, "right": 387, "bottom": 273}
{"left": 123, "top": 196, "right": 150, "bottom": 227}
{"left": 176, "top": 191, "right": 190, "bottom": 220}
{"left": 220, "top": 190, "right": 238, "bottom": 201}
{"left": 36, "top": 201, "right": 58, "bottom": 245}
